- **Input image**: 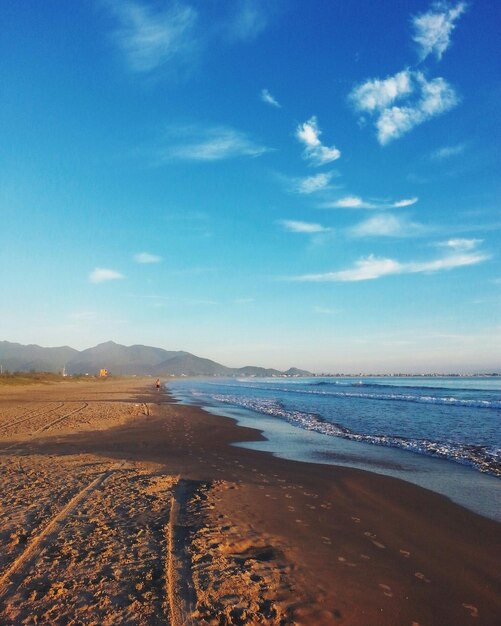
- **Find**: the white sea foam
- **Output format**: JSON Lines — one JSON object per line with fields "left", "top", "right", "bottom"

{"left": 205, "top": 392, "right": 501, "bottom": 476}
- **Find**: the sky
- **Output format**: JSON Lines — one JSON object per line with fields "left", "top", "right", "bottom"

{"left": 1, "top": 0, "right": 500, "bottom": 374}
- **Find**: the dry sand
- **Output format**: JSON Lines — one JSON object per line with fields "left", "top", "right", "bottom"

{"left": 0, "top": 378, "right": 499, "bottom": 625}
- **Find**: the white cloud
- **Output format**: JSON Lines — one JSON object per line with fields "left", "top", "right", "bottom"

{"left": 323, "top": 195, "right": 418, "bottom": 210}
{"left": 349, "top": 70, "right": 413, "bottom": 113}
{"left": 89, "top": 268, "right": 124, "bottom": 283}
{"left": 297, "top": 256, "right": 402, "bottom": 282}
{"left": 160, "top": 125, "right": 269, "bottom": 161}
{"left": 430, "top": 143, "right": 465, "bottom": 159}
{"left": 280, "top": 220, "right": 332, "bottom": 234}
{"left": 350, "top": 70, "right": 458, "bottom": 144}
{"left": 297, "top": 172, "right": 333, "bottom": 194}
{"left": 412, "top": 1, "right": 467, "bottom": 61}
{"left": 260, "top": 88, "right": 281, "bottom": 108}
{"left": 438, "top": 238, "right": 482, "bottom": 251}
{"left": 393, "top": 197, "right": 419, "bottom": 208}
{"left": 134, "top": 252, "right": 162, "bottom": 263}
{"left": 349, "top": 214, "right": 424, "bottom": 238}
{"left": 296, "top": 116, "right": 341, "bottom": 165}
{"left": 292, "top": 242, "right": 489, "bottom": 282}
{"left": 331, "top": 195, "right": 367, "bottom": 209}
{"left": 377, "top": 76, "right": 457, "bottom": 144}
{"left": 108, "top": 0, "right": 198, "bottom": 73}
{"left": 409, "top": 251, "right": 488, "bottom": 273}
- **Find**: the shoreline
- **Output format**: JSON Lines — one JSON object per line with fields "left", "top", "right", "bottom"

{"left": 0, "top": 378, "right": 500, "bottom": 625}
{"left": 167, "top": 380, "right": 501, "bottom": 521}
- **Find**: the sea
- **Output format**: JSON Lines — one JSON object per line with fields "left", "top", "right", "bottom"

{"left": 167, "top": 376, "right": 501, "bottom": 521}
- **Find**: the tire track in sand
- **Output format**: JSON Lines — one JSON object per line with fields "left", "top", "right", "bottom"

{"left": 0, "top": 403, "right": 65, "bottom": 433}
{"left": 0, "top": 464, "right": 122, "bottom": 604}
{"left": 31, "top": 402, "right": 88, "bottom": 435}
{"left": 166, "top": 479, "right": 199, "bottom": 626}
{"left": 1, "top": 403, "right": 88, "bottom": 452}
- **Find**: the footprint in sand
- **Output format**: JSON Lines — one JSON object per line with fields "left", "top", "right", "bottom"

{"left": 338, "top": 556, "right": 357, "bottom": 567}
{"left": 378, "top": 583, "right": 393, "bottom": 598}
{"left": 399, "top": 549, "right": 411, "bottom": 558}
{"left": 462, "top": 603, "right": 478, "bottom": 618}
{"left": 414, "top": 571, "right": 431, "bottom": 583}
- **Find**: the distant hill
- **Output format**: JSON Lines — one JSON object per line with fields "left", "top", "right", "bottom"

{"left": 0, "top": 341, "right": 79, "bottom": 374}
{"left": 0, "top": 340, "right": 313, "bottom": 378}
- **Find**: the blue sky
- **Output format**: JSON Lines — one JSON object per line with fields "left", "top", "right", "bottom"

{"left": 1, "top": 0, "right": 500, "bottom": 373}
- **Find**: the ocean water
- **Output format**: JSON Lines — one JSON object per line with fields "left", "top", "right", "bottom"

{"left": 167, "top": 376, "right": 501, "bottom": 520}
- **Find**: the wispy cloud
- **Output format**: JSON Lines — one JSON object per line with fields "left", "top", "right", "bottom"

{"left": 89, "top": 268, "right": 124, "bottom": 283}
{"left": 430, "top": 143, "right": 465, "bottom": 160}
{"left": 412, "top": 1, "right": 467, "bottom": 62}
{"left": 296, "top": 117, "right": 341, "bottom": 165}
{"left": 292, "top": 241, "right": 489, "bottom": 282}
{"left": 393, "top": 198, "right": 419, "bottom": 208}
{"left": 323, "top": 195, "right": 418, "bottom": 210}
{"left": 350, "top": 70, "right": 458, "bottom": 144}
{"left": 280, "top": 220, "right": 332, "bottom": 234}
{"left": 134, "top": 252, "right": 162, "bottom": 263}
{"left": 437, "top": 238, "right": 482, "bottom": 251}
{"left": 297, "top": 172, "right": 334, "bottom": 194}
{"left": 296, "top": 256, "right": 401, "bottom": 282}
{"left": 107, "top": 0, "right": 198, "bottom": 73}
{"left": 226, "top": 0, "right": 271, "bottom": 41}
{"left": 349, "top": 214, "right": 425, "bottom": 238}
{"left": 260, "top": 88, "right": 281, "bottom": 108}
{"left": 158, "top": 125, "right": 269, "bottom": 161}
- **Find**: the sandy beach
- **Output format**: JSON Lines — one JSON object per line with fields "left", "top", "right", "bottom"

{"left": 0, "top": 378, "right": 499, "bottom": 626}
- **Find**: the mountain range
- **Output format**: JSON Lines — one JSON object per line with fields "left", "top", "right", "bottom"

{"left": 0, "top": 341, "right": 312, "bottom": 377}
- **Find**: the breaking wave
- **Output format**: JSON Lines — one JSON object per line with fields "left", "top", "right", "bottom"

{"left": 201, "top": 392, "right": 501, "bottom": 477}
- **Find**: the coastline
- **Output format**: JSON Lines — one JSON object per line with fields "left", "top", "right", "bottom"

{"left": 0, "top": 378, "right": 500, "bottom": 625}
{"left": 167, "top": 377, "right": 501, "bottom": 521}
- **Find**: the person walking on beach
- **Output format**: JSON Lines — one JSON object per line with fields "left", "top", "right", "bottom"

{"left": 155, "top": 378, "right": 161, "bottom": 391}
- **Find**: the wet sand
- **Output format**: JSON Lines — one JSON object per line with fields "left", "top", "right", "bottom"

{"left": 0, "top": 378, "right": 499, "bottom": 625}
